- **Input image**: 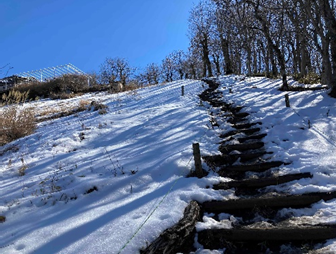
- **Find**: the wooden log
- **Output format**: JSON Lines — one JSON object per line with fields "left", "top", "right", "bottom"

{"left": 227, "top": 117, "right": 248, "bottom": 124}
{"left": 198, "top": 225, "right": 336, "bottom": 249}
{"left": 237, "top": 133, "right": 267, "bottom": 143}
{"left": 234, "top": 122, "right": 262, "bottom": 130}
{"left": 219, "top": 128, "right": 261, "bottom": 139}
{"left": 229, "top": 106, "right": 244, "bottom": 113}
{"left": 233, "top": 112, "right": 249, "bottom": 118}
{"left": 141, "top": 201, "right": 201, "bottom": 254}
{"left": 214, "top": 173, "right": 313, "bottom": 190}
{"left": 218, "top": 161, "right": 283, "bottom": 175}
{"left": 201, "top": 191, "right": 336, "bottom": 213}
{"left": 219, "top": 142, "right": 264, "bottom": 153}
{"left": 203, "top": 152, "right": 268, "bottom": 167}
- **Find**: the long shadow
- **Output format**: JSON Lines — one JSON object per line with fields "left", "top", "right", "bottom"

{"left": 32, "top": 179, "right": 183, "bottom": 254}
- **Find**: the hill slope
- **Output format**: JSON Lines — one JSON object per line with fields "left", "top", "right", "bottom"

{"left": 1, "top": 76, "right": 336, "bottom": 253}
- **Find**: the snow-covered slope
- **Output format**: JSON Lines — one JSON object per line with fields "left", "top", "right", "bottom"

{"left": 1, "top": 76, "right": 336, "bottom": 253}
{"left": 0, "top": 80, "right": 227, "bottom": 254}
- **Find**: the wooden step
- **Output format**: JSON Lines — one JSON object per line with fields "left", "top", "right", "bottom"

{"left": 198, "top": 225, "right": 336, "bottom": 249}
{"left": 218, "top": 161, "right": 284, "bottom": 175}
{"left": 214, "top": 173, "right": 313, "bottom": 190}
{"left": 227, "top": 117, "right": 248, "bottom": 124}
{"left": 220, "top": 142, "right": 264, "bottom": 153}
{"left": 237, "top": 133, "right": 267, "bottom": 142}
{"left": 230, "top": 106, "right": 245, "bottom": 114}
{"left": 234, "top": 122, "right": 262, "bottom": 129}
{"left": 201, "top": 191, "right": 336, "bottom": 213}
{"left": 141, "top": 201, "right": 200, "bottom": 254}
{"left": 233, "top": 112, "right": 249, "bottom": 118}
{"left": 220, "top": 128, "right": 261, "bottom": 139}
{"left": 204, "top": 152, "right": 270, "bottom": 167}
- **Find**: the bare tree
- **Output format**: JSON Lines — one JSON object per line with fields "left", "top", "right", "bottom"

{"left": 188, "top": 0, "right": 215, "bottom": 77}
{"left": 99, "top": 57, "right": 133, "bottom": 86}
{"left": 140, "top": 63, "right": 161, "bottom": 85}
{"left": 170, "top": 50, "right": 187, "bottom": 80}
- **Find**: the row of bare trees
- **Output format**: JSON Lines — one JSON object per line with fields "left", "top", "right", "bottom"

{"left": 97, "top": 0, "right": 336, "bottom": 97}
{"left": 98, "top": 49, "right": 204, "bottom": 88}
{"left": 186, "top": 0, "right": 336, "bottom": 96}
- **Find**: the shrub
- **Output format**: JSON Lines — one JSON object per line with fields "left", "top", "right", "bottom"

{"left": 0, "top": 106, "right": 36, "bottom": 146}
{"left": 4, "top": 74, "right": 91, "bottom": 101}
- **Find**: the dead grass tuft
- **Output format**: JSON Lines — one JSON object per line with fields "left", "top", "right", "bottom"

{"left": 0, "top": 106, "right": 36, "bottom": 146}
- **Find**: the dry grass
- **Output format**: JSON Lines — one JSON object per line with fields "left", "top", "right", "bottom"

{"left": 0, "top": 106, "right": 36, "bottom": 146}
{"left": 1, "top": 90, "right": 30, "bottom": 105}
{"left": 78, "top": 100, "right": 91, "bottom": 110}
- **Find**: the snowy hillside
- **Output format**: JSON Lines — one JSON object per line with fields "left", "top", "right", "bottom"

{"left": 0, "top": 80, "right": 226, "bottom": 253}
{"left": 1, "top": 76, "right": 336, "bottom": 253}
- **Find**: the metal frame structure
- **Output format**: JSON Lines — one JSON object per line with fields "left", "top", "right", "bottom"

{"left": 15, "top": 63, "right": 87, "bottom": 82}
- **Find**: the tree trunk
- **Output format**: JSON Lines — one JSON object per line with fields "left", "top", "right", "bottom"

{"left": 201, "top": 35, "right": 213, "bottom": 77}
{"left": 220, "top": 35, "right": 233, "bottom": 74}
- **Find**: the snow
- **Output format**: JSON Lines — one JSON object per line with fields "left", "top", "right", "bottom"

{"left": 1, "top": 76, "right": 336, "bottom": 253}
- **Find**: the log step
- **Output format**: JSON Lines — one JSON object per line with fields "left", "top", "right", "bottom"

{"left": 214, "top": 173, "right": 313, "bottom": 190}
{"left": 219, "top": 142, "right": 264, "bottom": 153}
{"left": 198, "top": 225, "right": 336, "bottom": 249}
{"left": 203, "top": 152, "right": 270, "bottom": 167}
{"left": 234, "top": 122, "right": 262, "bottom": 129}
{"left": 233, "top": 112, "right": 249, "bottom": 118}
{"left": 220, "top": 128, "right": 261, "bottom": 139}
{"left": 141, "top": 201, "right": 201, "bottom": 254}
{"left": 218, "top": 161, "right": 284, "bottom": 175}
{"left": 201, "top": 191, "right": 336, "bottom": 213}
{"left": 230, "top": 106, "right": 245, "bottom": 114}
{"left": 237, "top": 133, "right": 267, "bottom": 142}
{"left": 227, "top": 117, "right": 248, "bottom": 124}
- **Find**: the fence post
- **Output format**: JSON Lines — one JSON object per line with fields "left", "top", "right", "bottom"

{"left": 285, "top": 94, "right": 290, "bottom": 107}
{"left": 193, "top": 143, "right": 203, "bottom": 178}
{"left": 181, "top": 86, "right": 185, "bottom": 96}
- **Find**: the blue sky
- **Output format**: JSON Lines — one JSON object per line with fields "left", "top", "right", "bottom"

{"left": 0, "top": 0, "right": 195, "bottom": 78}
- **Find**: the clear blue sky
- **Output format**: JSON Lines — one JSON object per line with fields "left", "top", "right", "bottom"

{"left": 0, "top": 0, "right": 195, "bottom": 78}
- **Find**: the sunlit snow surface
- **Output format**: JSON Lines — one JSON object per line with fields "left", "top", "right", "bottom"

{"left": 1, "top": 76, "right": 336, "bottom": 253}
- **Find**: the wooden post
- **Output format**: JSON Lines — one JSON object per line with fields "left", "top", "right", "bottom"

{"left": 285, "top": 94, "right": 290, "bottom": 107}
{"left": 193, "top": 143, "right": 203, "bottom": 178}
{"left": 181, "top": 86, "right": 185, "bottom": 96}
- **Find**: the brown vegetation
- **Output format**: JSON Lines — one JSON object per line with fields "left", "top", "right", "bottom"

{"left": 0, "top": 106, "right": 36, "bottom": 146}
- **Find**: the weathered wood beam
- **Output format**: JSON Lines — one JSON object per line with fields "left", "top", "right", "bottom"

{"left": 141, "top": 201, "right": 201, "bottom": 254}
{"left": 219, "top": 141, "right": 264, "bottom": 153}
{"left": 218, "top": 161, "right": 284, "bottom": 175}
{"left": 198, "top": 225, "right": 336, "bottom": 248}
{"left": 214, "top": 173, "right": 313, "bottom": 190}
{"left": 202, "top": 191, "right": 336, "bottom": 213}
